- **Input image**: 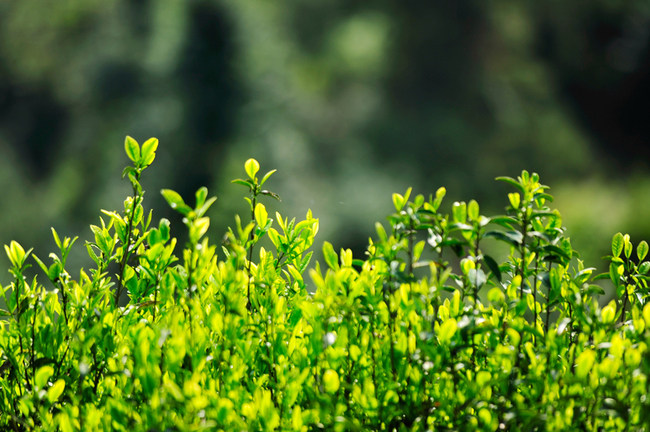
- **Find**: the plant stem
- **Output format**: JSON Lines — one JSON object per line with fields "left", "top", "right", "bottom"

{"left": 519, "top": 209, "right": 529, "bottom": 300}
{"left": 246, "top": 194, "right": 257, "bottom": 312}
{"left": 116, "top": 188, "right": 142, "bottom": 305}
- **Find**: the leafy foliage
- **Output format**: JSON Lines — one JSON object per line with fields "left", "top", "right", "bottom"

{"left": 1, "top": 137, "right": 650, "bottom": 431}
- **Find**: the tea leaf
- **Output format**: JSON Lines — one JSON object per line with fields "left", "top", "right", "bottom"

{"left": 623, "top": 234, "right": 632, "bottom": 259}
{"left": 575, "top": 349, "right": 596, "bottom": 379}
{"left": 232, "top": 179, "right": 253, "bottom": 189}
{"left": 467, "top": 199, "right": 479, "bottom": 221}
{"left": 260, "top": 190, "right": 281, "bottom": 201}
{"left": 482, "top": 255, "right": 502, "bottom": 282}
{"left": 161, "top": 189, "right": 192, "bottom": 216}
{"left": 602, "top": 300, "right": 617, "bottom": 324}
{"left": 392, "top": 193, "right": 405, "bottom": 211}
{"left": 508, "top": 192, "right": 521, "bottom": 209}
{"left": 4, "top": 241, "right": 30, "bottom": 269}
{"left": 432, "top": 186, "right": 446, "bottom": 210}
{"left": 438, "top": 318, "right": 457, "bottom": 343}
{"left": 484, "top": 230, "right": 523, "bottom": 246}
{"left": 612, "top": 232, "right": 624, "bottom": 258}
{"left": 195, "top": 187, "right": 208, "bottom": 209}
{"left": 141, "top": 137, "right": 158, "bottom": 167}
{"left": 322, "top": 369, "right": 340, "bottom": 393}
{"left": 637, "top": 241, "right": 649, "bottom": 262}
{"left": 496, "top": 176, "right": 525, "bottom": 194}
{"left": 322, "top": 241, "right": 339, "bottom": 270}
{"left": 35, "top": 365, "right": 54, "bottom": 390}
{"left": 124, "top": 135, "right": 140, "bottom": 163}
{"left": 244, "top": 158, "right": 260, "bottom": 179}
{"left": 47, "top": 379, "right": 65, "bottom": 403}
{"left": 254, "top": 203, "right": 268, "bottom": 228}
{"left": 452, "top": 202, "right": 467, "bottom": 223}
{"left": 260, "top": 169, "right": 277, "bottom": 186}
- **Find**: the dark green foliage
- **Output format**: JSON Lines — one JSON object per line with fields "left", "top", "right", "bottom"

{"left": 1, "top": 137, "right": 650, "bottom": 431}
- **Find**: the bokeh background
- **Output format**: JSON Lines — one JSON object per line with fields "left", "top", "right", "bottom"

{"left": 2, "top": 0, "right": 650, "bottom": 281}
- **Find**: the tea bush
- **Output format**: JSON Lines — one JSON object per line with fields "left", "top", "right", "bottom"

{"left": 1, "top": 137, "right": 650, "bottom": 431}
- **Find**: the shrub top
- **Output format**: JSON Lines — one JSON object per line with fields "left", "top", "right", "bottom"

{"left": 1, "top": 136, "right": 649, "bottom": 431}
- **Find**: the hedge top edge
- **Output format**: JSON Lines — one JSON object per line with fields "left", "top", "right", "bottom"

{"left": 1, "top": 136, "right": 649, "bottom": 431}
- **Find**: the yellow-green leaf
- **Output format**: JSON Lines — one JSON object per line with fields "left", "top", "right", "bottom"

{"left": 575, "top": 349, "right": 596, "bottom": 379}
{"left": 47, "top": 379, "right": 65, "bottom": 403}
{"left": 254, "top": 203, "right": 268, "bottom": 228}
{"left": 140, "top": 137, "right": 158, "bottom": 167}
{"left": 35, "top": 365, "right": 54, "bottom": 390}
{"left": 244, "top": 158, "right": 260, "bottom": 179}
{"left": 438, "top": 318, "right": 457, "bottom": 343}
{"left": 124, "top": 136, "right": 140, "bottom": 163}
{"left": 601, "top": 300, "right": 616, "bottom": 324}
{"left": 322, "top": 369, "right": 340, "bottom": 393}
{"left": 638, "top": 240, "right": 649, "bottom": 262}
{"left": 612, "top": 232, "right": 624, "bottom": 258}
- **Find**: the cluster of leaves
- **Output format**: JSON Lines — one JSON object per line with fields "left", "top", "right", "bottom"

{"left": 1, "top": 137, "right": 650, "bottom": 431}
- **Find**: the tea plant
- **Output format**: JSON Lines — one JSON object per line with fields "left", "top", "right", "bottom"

{"left": 1, "top": 136, "right": 650, "bottom": 431}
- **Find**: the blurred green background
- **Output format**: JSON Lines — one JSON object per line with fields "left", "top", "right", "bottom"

{"left": 2, "top": 0, "right": 650, "bottom": 281}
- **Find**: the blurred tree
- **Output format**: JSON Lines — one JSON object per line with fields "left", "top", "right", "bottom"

{"left": 1, "top": 0, "right": 650, "bottom": 278}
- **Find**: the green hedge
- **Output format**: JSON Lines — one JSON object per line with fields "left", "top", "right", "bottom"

{"left": 1, "top": 137, "right": 649, "bottom": 431}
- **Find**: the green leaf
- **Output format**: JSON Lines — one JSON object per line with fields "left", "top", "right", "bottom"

{"left": 467, "top": 199, "right": 479, "bottom": 221}
{"left": 322, "top": 369, "right": 340, "bottom": 394}
{"left": 196, "top": 196, "right": 217, "bottom": 218}
{"left": 5, "top": 240, "right": 30, "bottom": 269}
{"left": 601, "top": 300, "right": 616, "bottom": 324}
{"left": 244, "top": 158, "right": 260, "bottom": 179}
{"left": 637, "top": 241, "right": 649, "bottom": 262}
{"left": 299, "top": 251, "right": 313, "bottom": 273}
{"left": 161, "top": 189, "right": 192, "bottom": 216}
{"left": 452, "top": 202, "right": 467, "bottom": 223}
{"left": 413, "top": 240, "right": 425, "bottom": 262}
{"left": 623, "top": 234, "right": 632, "bottom": 259}
{"left": 260, "top": 190, "right": 281, "bottom": 201}
{"left": 47, "top": 262, "right": 63, "bottom": 283}
{"left": 487, "top": 287, "right": 505, "bottom": 304}
{"left": 468, "top": 268, "right": 486, "bottom": 289}
{"left": 260, "top": 169, "right": 277, "bottom": 186}
{"left": 322, "top": 241, "right": 339, "bottom": 270}
{"left": 484, "top": 230, "right": 523, "bottom": 246}
{"left": 254, "top": 203, "right": 268, "bottom": 227}
{"left": 575, "top": 349, "right": 596, "bottom": 379}
{"left": 483, "top": 255, "right": 502, "bottom": 282}
{"left": 47, "top": 379, "right": 65, "bottom": 403}
{"left": 496, "top": 176, "right": 525, "bottom": 194}
{"left": 432, "top": 186, "right": 446, "bottom": 210}
{"left": 612, "top": 232, "right": 624, "bottom": 258}
{"left": 35, "top": 365, "right": 54, "bottom": 390}
{"left": 490, "top": 216, "right": 518, "bottom": 230}
{"left": 124, "top": 136, "right": 140, "bottom": 163}
{"left": 638, "top": 261, "right": 650, "bottom": 275}
{"left": 392, "top": 193, "right": 405, "bottom": 211}
{"left": 32, "top": 255, "right": 50, "bottom": 278}
{"left": 140, "top": 137, "right": 158, "bottom": 167}
{"left": 609, "top": 262, "right": 622, "bottom": 287}
{"left": 540, "top": 244, "right": 572, "bottom": 262}
{"left": 438, "top": 318, "right": 457, "bottom": 343}
{"left": 508, "top": 192, "right": 520, "bottom": 210}
{"left": 51, "top": 227, "right": 63, "bottom": 251}
{"left": 159, "top": 218, "right": 171, "bottom": 242}
{"left": 121, "top": 166, "right": 136, "bottom": 180}
{"left": 232, "top": 178, "right": 253, "bottom": 189}
{"left": 191, "top": 217, "right": 210, "bottom": 242}
{"left": 195, "top": 186, "right": 208, "bottom": 209}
